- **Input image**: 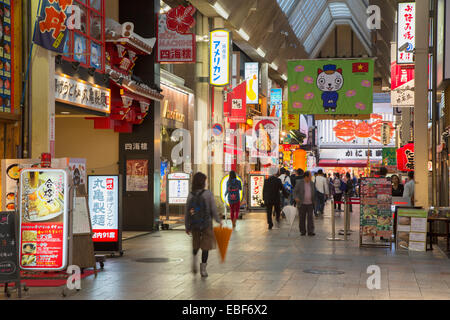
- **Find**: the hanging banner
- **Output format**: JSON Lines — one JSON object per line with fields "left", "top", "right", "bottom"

{"left": 228, "top": 81, "right": 247, "bottom": 123}
{"left": 0, "top": 0, "right": 13, "bottom": 113}
{"left": 251, "top": 117, "right": 280, "bottom": 160}
{"left": 397, "top": 143, "right": 415, "bottom": 171}
{"left": 391, "top": 61, "right": 415, "bottom": 106}
{"left": 210, "top": 29, "right": 230, "bottom": 86}
{"left": 287, "top": 59, "right": 374, "bottom": 115}
{"left": 245, "top": 62, "right": 259, "bottom": 104}
{"left": 19, "top": 169, "right": 69, "bottom": 271}
{"left": 397, "top": 2, "right": 416, "bottom": 64}
{"left": 270, "top": 88, "right": 282, "bottom": 105}
{"left": 156, "top": 5, "right": 196, "bottom": 63}
{"left": 33, "top": 0, "right": 73, "bottom": 53}
{"left": 282, "top": 101, "right": 299, "bottom": 131}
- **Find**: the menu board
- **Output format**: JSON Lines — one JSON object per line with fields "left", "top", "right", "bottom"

{"left": 360, "top": 178, "right": 393, "bottom": 238}
{"left": 168, "top": 173, "right": 190, "bottom": 204}
{"left": 19, "top": 169, "right": 69, "bottom": 271}
{"left": 249, "top": 174, "right": 265, "bottom": 209}
{"left": 73, "top": 197, "right": 91, "bottom": 235}
{"left": 0, "top": 0, "right": 13, "bottom": 113}
{"left": 88, "top": 176, "right": 119, "bottom": 243}
{"left": 396, "top": 208, "right": 427, "bottom": 252}
{"left": 0, "top": 211, "right": 19, "bottom": 282}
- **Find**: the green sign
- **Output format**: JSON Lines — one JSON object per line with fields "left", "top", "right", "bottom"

{"left": 382, "top": 148, "right": 397, "bottom": 166}
{"left": 287, "top": 59, "right": 374, "bottom": 115}
{"left": 397, "top": 209, "right": 428, "bottom": 218}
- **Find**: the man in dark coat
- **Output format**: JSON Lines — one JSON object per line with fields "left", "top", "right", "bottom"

{"left": 263, "top": 167, "right": 288, "bottom": 230}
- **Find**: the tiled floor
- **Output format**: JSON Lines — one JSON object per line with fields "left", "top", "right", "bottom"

{"left": 4, "top": 201, "right": 450, "bottom": 300}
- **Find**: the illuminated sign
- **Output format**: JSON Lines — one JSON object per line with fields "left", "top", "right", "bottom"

{"left": 397, "top": 2, "right": 415, "bottom": 64}
{"left": 55, "top": 73, "right": 111, "bottom": 113}
{"left": 210, "top": 29, "right": 230, "bottom": 86}
{"left": 245, "top": 62, "right": 259, "bottom": 104}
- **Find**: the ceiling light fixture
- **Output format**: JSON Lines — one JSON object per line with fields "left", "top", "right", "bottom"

{"left": 237, "top": 28, "right": 250, "bottom": 41}
{"left": 256, "top": 47, "right": 266, "bottom": 58}
{"left": 270, "top": 62, "right": 278, "bottom": 71}
{"left": 61, "top": 111, "right": 71, "bottom": 115}
{"left": 213, "top": 1, "right": 230, "bottom": 20}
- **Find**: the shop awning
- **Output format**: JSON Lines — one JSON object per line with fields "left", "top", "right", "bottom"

{"left": 318, "top": 160, "right": 371, "bottom": 168}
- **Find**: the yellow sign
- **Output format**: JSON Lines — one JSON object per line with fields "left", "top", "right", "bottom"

{"left": 282, "top": 101, "right": 299, "bottom": 131}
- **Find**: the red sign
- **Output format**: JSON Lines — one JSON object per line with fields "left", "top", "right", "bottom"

{"left": 391, "top": 62, "right": 415, "bottom": 90}
{"left": 92, "top": 229, "right": 118, "bottom": 242}
{"left": 228, "top": 81, "right": 247, "bottom": 124}
{"left": 397, "top": 143, "right": 414, "bottom": 171}
{"left": 157, "top": 5, "right": 196, "bottom": 63}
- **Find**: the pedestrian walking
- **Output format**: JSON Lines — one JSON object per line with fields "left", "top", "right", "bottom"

{"left": 293, "top": 171, "right": 316, "bottom": 236}
{"left": 279, "top": 168, "right": 292, "bottom": 207}
{"left": 314, "top": 169, "right": 329, "bottom": 217}
{"left": 263, "top": 167, "right": 288, "bottom": 230}
{"left": 333, "top": 173, "right": 345, "bottom": 212}
{"left": 185, "top": 172, "right": 222, "bottom": 277}
{"left": 224, "top": 170, "right": 242, "bottom": 229}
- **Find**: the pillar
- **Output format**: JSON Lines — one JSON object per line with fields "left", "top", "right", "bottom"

{"left": 30, "top": 0, "right": 55, "bottom": 159}
{"left": 414, "top": 0, "right": 430, "bottom": 207}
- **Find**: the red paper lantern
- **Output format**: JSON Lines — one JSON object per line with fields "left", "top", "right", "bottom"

{"left": 397, "top": 143, "right": 414, "bottom": 172}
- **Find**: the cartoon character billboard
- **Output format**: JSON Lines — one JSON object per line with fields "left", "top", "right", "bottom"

{"left": 287, "top": 59, "right": 374, "bottom": 115}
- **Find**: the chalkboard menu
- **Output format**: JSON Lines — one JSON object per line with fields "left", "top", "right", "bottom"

{"left": 0, "top": 211, "right": 19, "bottom": 282}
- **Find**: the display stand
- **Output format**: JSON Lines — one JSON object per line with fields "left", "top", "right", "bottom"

{"left": 359, "top": 178, "right": 393, "bottom": 249}
{"left": 19, "top": 184, "right": 77, "bottom": 297}
{"left": 72, "top": 185, "right": 97, "bottom": 273}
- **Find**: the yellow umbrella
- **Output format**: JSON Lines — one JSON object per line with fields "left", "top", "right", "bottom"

{"left": 214, "top": 226, "right": 233, "bottom": 263}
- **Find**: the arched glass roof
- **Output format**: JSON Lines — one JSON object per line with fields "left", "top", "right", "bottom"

{"left": 276, "top": 0, "right": 370, "bottom": 55}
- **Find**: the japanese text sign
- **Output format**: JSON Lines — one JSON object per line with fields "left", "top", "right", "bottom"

{"left": 245, "top": 62, "right": 259, "bottom": 104}
{"left": 33, "top": 0, "right": 73, "bottom": 53}
{"left": 282, "top": 101, "right": 299, "bottom": 131}
{"left": 397, "top": 143, "right": 414, "bottom": 171}
{"left": 210, "top": 29, "right": 230, "bottom": 86}
{"left": 397, "top": 2, "right": 416, "bottom": 64}
{"left": 228, "top": 81, "right": 247, "bottom": 123}
{"left": 168, "top": 173, "right": 190, "bottom": 204}
{"left": 249, "top": 175, "right": 265, "bottom": 209}
{"left": 55, "top": 73, "right": 111, "bottom": 113}
{"left": 19, "top": 169, "right": 69, "bottom": 271}
{"left": 156, "top": 5, "right": 196, "bottom": 63}
{"left": 88, "top": 176, "right": 119, "bottom": 243}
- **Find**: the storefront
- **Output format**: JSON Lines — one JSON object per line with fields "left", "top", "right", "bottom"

{"left": 159, "top": 69, "right": 194, "bottom": 224}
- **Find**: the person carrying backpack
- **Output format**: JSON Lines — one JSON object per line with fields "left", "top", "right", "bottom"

{"left": 185, "top": 172, "right": 222, "bottom": 277}
{"left": 224, "top": 170, "right": 242, "bottom": 229}
{"left": 278, "top": 168, "right": 292, "bottom": 207}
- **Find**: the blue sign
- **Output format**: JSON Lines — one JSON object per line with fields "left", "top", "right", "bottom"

{"left": 270, "top": 88, "right": 283, "bottom": 105}
{"left": 33, "top": 0, "right": 71, "bottom": 53}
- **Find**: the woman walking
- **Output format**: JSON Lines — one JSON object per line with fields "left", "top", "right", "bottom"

{"left": 185, "top": 172, "right": 222, "bottom": 277}
{"left": 225, "top": 171, "right": 242, "bottom": 229}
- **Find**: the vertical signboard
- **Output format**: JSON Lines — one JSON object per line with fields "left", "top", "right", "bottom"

{"left": 19, "top": 169, "right": 69, "bottom": 271}
{"left": 88, "top": 175, "right": 120, "bottom": 251}
{"left": 156, "top": 5, "right": 196, "bottom": 63}
{"left": 228, "top": 81, "right": 247, "bottom": 123}
{"left": 0, "top": 0, "right": 13, "bottom": 113}
{"left": 245, "top": 62, "right": 259, "bottom": 104}
{"left": 249, "top": 174, "right": 265, "bottom": 209}
{"left": 167, "top": 173, "right": 190, "bottom": 204}
{"left": 397, "top": 2, "right": 416, "bottom": 64}
{"left": 210, "top": 29, "right": 230, "bottom": 86}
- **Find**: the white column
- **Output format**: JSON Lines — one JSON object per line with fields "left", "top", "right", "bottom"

{"left": 414, "top": 0, "right": 430, "bottom": 207}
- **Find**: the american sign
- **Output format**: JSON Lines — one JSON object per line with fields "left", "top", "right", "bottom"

{"left": 55, "top": 73, "right": 111, "bottom": 113}
{"left": 397, "top": 2, "right": 416, "bottom": 64}
{"left": 210, "top": 29, "right": 230, "bottom": 86}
